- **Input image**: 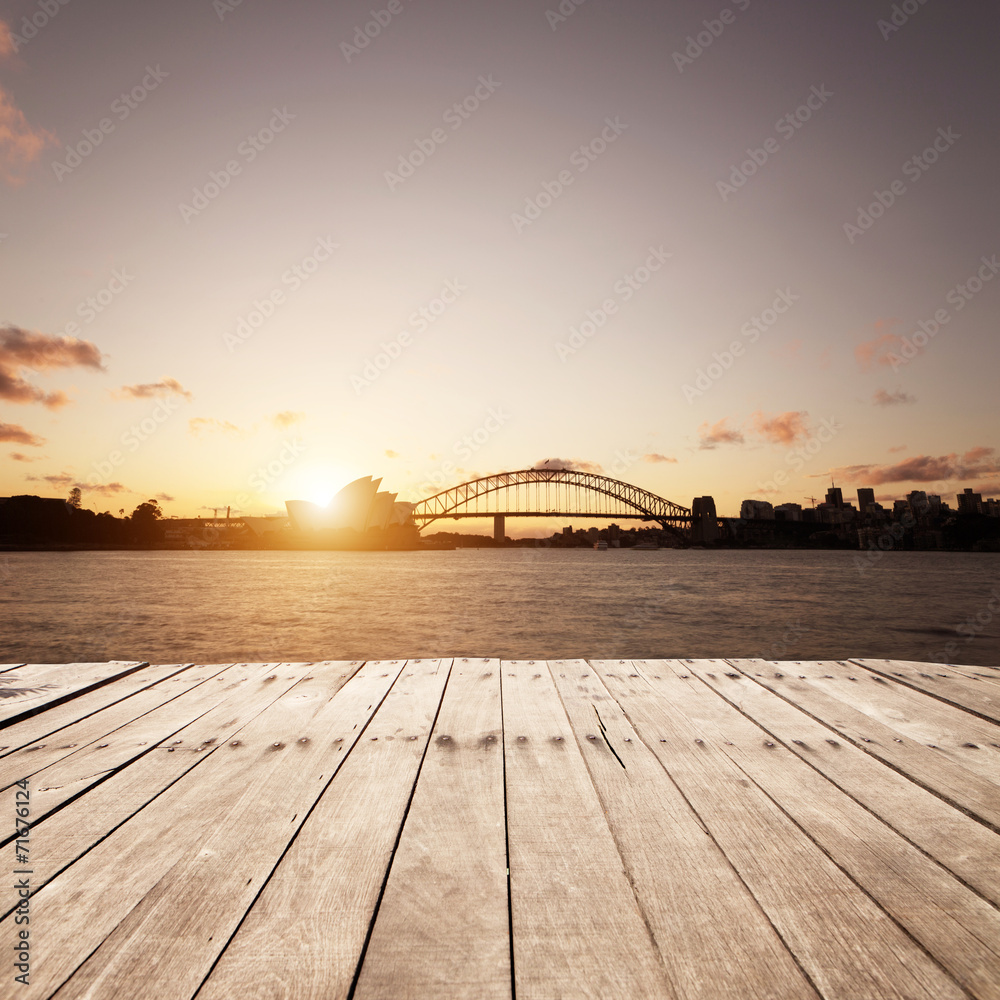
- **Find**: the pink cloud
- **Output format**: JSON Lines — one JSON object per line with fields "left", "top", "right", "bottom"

{"left": 750, "top": 410, "right": 809, "bottom": 446}
{"left": 697, "top": 418, "right": 744, "bottom": 449}
{"left": 0, "top": 326, "right": 105, "bottom": 407}
{"left": 643, "top": 453, "right": 677, "bottom": 464}
{"left": 873, "top": 388, "right": 915, "bottom": 406}
{"left": 0, "top": 421, "right": 44, "bottom": 445}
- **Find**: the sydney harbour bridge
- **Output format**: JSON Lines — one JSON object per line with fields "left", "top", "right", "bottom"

{"left": 408, "top": 468, "right": 715, "bottom": 544}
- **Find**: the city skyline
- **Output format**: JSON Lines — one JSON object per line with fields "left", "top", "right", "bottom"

{"left": 1, "top": 0, "right": 997, "bottom": 533}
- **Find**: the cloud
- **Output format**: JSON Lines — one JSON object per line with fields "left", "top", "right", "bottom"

{"left": 974, "top": 481, "right": 1000, "bottom": 498}
{"left": 85, "top": 482, "right": 129, "bottom": 496}
{"left": 855, "top": 331, "right": 907, "bottom": 371}
{"left": 532, "top": 457, "right": 604, "bottom": 474}
{"left": 751, "top": 411, "right": 809, "bottom": 446}
{"left": 873, "top": 388, "right": 915, "bottom": 406}
{"left": 827, "top": 448, "right": 999, "bottom": 486}
{"left": 888, "top": 444, "right": 908, "bottom": 453}
{"left": 643, "top": 453, "right": 677, "bottom": 464}
{"left": 271, "top": 410, "right": 304, "bottom": 429}
{"left": 9, "top": 451, "right": 41, "bottom": 461}
{"left": 115, "top": 377, "right": 193, "bottom": 402}
{"left": 385, "top": 449, "right": 399, "bottom": 459}
{"left": 0, "top": 21, "right": 14, "bottom": 58}
{"left": 698, "top": 418, "right": 744, "bottom": 449}
{"left": 0, "top": 63, "right": 58, "bottom": 184}
{"left": 155, "top": 493, "right": 175, "bottom": 503}
{"left": 0, "top": 326, "right": 105, "bottom": 406}
{"left": 189, "top": 417, "right": 243, "bottom": 437}
{"left": 26, "top": 472, "right": 74, "bottom": 489}
{"left": 771, "top": 339, "right": 803, "bottom": 362}
{"left": 963, "top": 446, "right": 995, "bottom": 464}
{"left": 0, "top": 421, "right": 44, "bottom": 445}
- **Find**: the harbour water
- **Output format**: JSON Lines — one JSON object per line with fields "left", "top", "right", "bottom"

{"left": 1, "top": 548, "right": 998, "bottom": 666}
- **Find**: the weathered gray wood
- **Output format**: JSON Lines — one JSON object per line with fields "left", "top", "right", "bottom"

{"left": 730, "top": 659, "right": 1000, "bottom": 829}
{"left": 0, "top": 661, "right": 149, "bottom": 726}
{"left": 651, "top": 659, "right": 1000, "bottom": 1000}
{"left": 688, "top": 660, "right": 1000, "bottom": 906}
{"left": 787, "top": 659, "right": 1000, "bottom": 786}
{"left": 353, "top": 659, "right": 510, "bottom": 1000}
{"left": 502, "top": 660, "right": 676, "bottom": 1000}
{"left": 0, "top": 661, "right": 194, "bottom": 756}
{"left": 0, "top": 662, "right": 224, "bottom": 794}
{"left": 18, "top": 660, "right": 382, "bottom": 999}
{"left": 853, "top": 657, "right": 1000, "bottom": 721}
{"left": 549, "top": 659, "right": 819, "bottom": 1000}
{"left": 10, "top": 663, "right": 320, "bottom": 889}
{"left": 602, "top": 660, "right": 967, "bottom": 1000}
{"left": 197, "top": 660, "right": 450, "bottom": 1000}
{"left": 0, "top": 662, "right": 280, "bottom": 833}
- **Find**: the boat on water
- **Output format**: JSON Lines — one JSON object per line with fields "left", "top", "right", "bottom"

{"left": 593, "top": 540, "right": 608, "bottom": 550}
{"left": 632, "top": 541, "right": 659, "bottom": 550}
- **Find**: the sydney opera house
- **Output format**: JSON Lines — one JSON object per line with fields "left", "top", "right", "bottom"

{"left": 283, "top": 476, "right": 417, "bottom": 545}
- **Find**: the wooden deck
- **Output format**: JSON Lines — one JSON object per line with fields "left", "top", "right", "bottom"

{"left": 1, "top": 656, "right": 999, "bottom": 999}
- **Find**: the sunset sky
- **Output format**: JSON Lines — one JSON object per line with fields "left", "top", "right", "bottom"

{"left": 1, "top": 0, "right": 997, "bottom": 531}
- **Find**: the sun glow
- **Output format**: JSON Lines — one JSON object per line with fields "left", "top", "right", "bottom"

{"left": 286, "top": 467, "right": 355, "bottom": 508}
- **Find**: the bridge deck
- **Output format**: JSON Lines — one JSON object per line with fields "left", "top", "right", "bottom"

{"left": 2, "top": 657, "right": 999, "bottom": 999}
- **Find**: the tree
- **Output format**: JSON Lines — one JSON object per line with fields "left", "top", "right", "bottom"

{"left": 67, "top": 486, "right": 82, "bottom": 509}
{"left": 129, "top": 499, "right": 164, "bottom": 544}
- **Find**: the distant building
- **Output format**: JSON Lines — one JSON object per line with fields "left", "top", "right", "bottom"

{"left": 691, "top": 496, "right": 719, "bottom": 544}
{"left": 740, "top": 499, "right": 775, "bottom": 520}
{"left": 286, "top": 476, "right": 415, "bottom": 533}
{"left": 826, "top": 485, "right": 844, "bottom": 509}
{"left": 984, "top": 498, "right": 1000, "bottom": 518}
{"left": 957, "top": 488, "right": 983, "bottom": 516}
{"left": 856, "top": 488, "right": 875, "bottom": 513}
{"left": 774, "top": 503, "right": 803, "bottom": 521}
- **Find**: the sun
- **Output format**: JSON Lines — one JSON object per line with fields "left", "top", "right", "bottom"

{"left": 286, "top": 467, "right": 353, "bottom": 508}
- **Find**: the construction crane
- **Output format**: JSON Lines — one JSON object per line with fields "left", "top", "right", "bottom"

{"left": 805, "top": 496, "right": 819, "bottom": 507}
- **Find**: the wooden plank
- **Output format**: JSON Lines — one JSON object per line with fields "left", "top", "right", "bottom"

{"left": 0, "top": 662, "right": 276, "bottom": 833}
{"left": 647, "top": 659, "right": 1000, "bottom": 1000}
{"left": 0, "top": 661, "right": 149, "bottom": 726}
{"left": 197, "top": 659, "right": 451, "bottom": 1000}
{"left": 729, "top": 659, "right": 1000, "bottom": 830}
{"left": 687, "top": 660, "right": 1000, "bottom": 906}
{"left": 853, "top": 658, "right": 1000, "bottom": 721}
{"left": 0, "top": 664, "right": 26, "bottom": 672}
{"left": 547, "top": 659, "right": 819, "bottom": 1000}
{"left": 0, "top": 662, "right": 224, "bottom": 792}
{"left": 785, "top": 659, "right": 1000, "bottom": 787}
{"left": 353, "top": 659, "right": 510, "bottom": 1000}
{"left": 600, "top": 660, "right": 967, "bottom": 1000}
{"left": 0, "top": 661, "right": 195, "bottom": 756}
{"left": 899, "top": 659, "right": 1000, "bottom": 685}
{"left": 0, "top": 662, "right": 325, "bottom": 911}
{"left": 501, "top": 660, "right": 675, "bottom": 1000}
{"left": 12, "top": 659, "right": 381, "bottom": 999}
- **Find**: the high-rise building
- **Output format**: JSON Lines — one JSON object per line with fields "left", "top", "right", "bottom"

{"left": 857, "top": 488, "right": 875, "bottom": 513}
{"left": 740, "top": 499, "right": 774, "bottom": 520}
{"left": 826, "top": 485, "right": 844, "bottom": 508}
{"left": 957, "top": 488, "right": 983, "bottom": 515}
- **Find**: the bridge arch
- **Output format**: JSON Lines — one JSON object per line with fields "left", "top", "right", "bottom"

{"left": 410, "top": 468, "right": 691, "bottom": 537}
